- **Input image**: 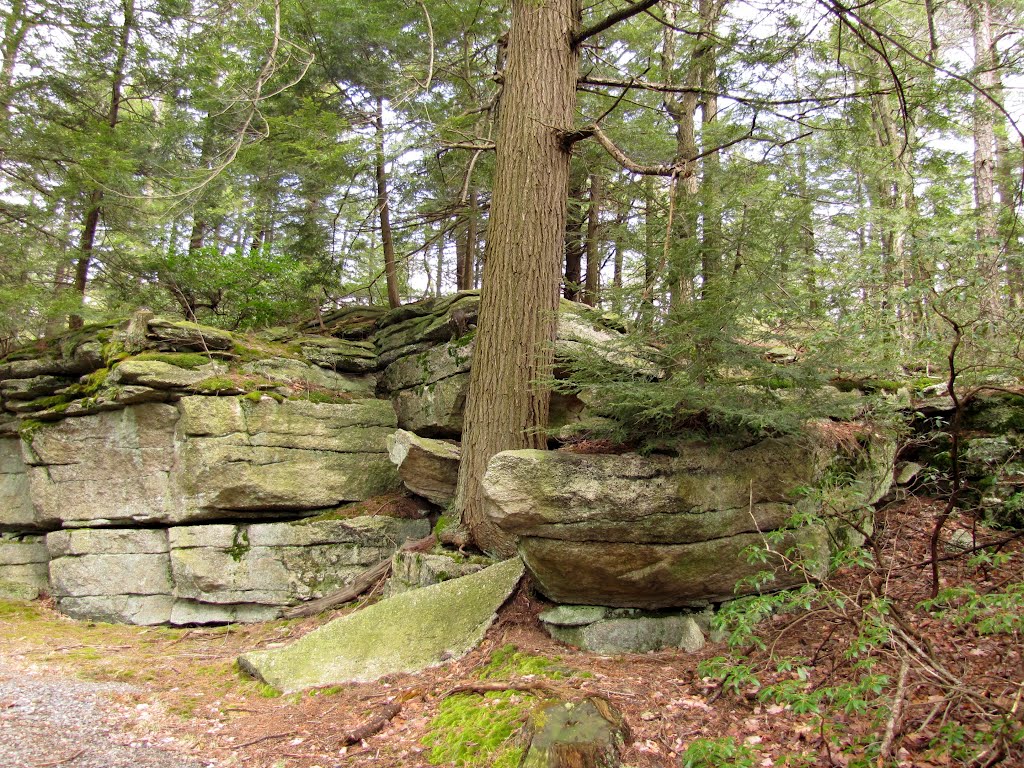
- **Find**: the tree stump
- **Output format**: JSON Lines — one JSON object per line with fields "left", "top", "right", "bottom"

{"left": 520, "top": 696, "right": 630, "bottom": 768}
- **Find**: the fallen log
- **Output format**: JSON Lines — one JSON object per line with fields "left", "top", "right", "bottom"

{"left": 282, "top": 534, "right": 436, "bottom": 619}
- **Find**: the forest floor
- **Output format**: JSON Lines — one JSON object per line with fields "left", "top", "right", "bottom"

{"left": 1, "top": 496, "right": 1022, "bottom": 768}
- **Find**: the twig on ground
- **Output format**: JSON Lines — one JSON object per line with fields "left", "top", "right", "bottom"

{"left": 233, "top": 730, "right": 299, "bottom": 748}
{"left": 31, "top": 749, "right": 86, "bottom": 767}
{"left": 880, "top": 660, "right": 910, "bottom": 760}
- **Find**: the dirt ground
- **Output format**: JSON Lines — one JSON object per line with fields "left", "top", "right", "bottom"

{"left": 1, "top": 496, "right": 1022, "bottom": 768}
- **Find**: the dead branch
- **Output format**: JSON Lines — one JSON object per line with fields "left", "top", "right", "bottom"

{"left": 338, "top": 701, "right": 403, "bottom": 746}
{"left": 281, "top": 535, "right": 436, "bottom": 619}
{"left": 879, "top": 660, "right": 910, "bottom": 761}
{"left": 31, "top": 749, "right": 86, "bottom": 767}
{"left": 233, "top": 730, "right": 299, "bottom": 749}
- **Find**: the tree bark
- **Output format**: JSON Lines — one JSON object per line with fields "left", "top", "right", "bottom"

{"left": 376, "top": 95, "right": 402, "bottom": 309}
{"left": 453, "top": 0, "right": 580, "bottom": 556}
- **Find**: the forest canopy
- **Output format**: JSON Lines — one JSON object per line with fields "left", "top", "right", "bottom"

{"left": 0, "top": 0, "right": 1021, "bottom": 377}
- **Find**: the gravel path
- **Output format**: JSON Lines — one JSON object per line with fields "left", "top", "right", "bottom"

{"left": 0, "top": 659, "right": 216, "bottom": 768}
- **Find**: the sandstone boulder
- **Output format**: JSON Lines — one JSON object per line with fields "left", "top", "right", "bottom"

{"left": 519, "top": 528, "right": 829, "bottom": 609}
{"left": 484, "top": 429, "right": 894, "bottom": 609}
{"left": 47, "top": 528, "right": 173, "bottom": 624}
{"left": 18, "top": 398, "right": 402, "bottom": 528}
{"left": 386, "top": 429, "right": 460, "bottom": 505}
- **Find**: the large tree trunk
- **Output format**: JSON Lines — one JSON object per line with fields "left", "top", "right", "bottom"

{"left": 453, "top": 0, "right": 579, "bottom": 557}
{"left": 376, "top": 96, "right": 402, "bottom": 308}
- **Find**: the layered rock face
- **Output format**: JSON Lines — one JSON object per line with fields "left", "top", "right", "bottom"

{"left": 45, "top": 517, "right": 428, "bottom": 625}
{"left": 483, "top": 429, "right": 896, "bottom": 609}
{"left": 0, "top": 395, "right": 424, "bottom": 623}
{"left": 0, "top": 293, "right": 905, "bottom": 636}
{"left": 0, "top": 311, "right": 434, "bottom": 623}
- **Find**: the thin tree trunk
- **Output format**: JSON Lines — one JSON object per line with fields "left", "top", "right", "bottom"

{"left": 435, "top": 233, "right": 444, "bottom": 297}
{"left": 70, "top": 0, "right": 134, "bottom": 330}
{"left": 375, "top": 95, "right": 401, "bottom": 308}
{"left": 0, "top": 0, "right": 32, "bottom": 118}
{"left": 583, "top": 173, "right": 602, "bottom": 306}
{"left": 454, "top": 0, "right": 579, "bottom": 556}
{"left": 663, "top": 0, "right": 699, "bottom": 309}
{"left": 457, "top": 189, "right": 479, "bottom": 291}
{"left": 563, "top": 171, "right": 585, "bottom": 301}
{"left": 697, "top": 0, "right": 723, "bottom": 297}
{"left": 970, "top": 0, "right": 1000, "bottom": 316}
{"left": 993, "top": 63, "right": 1021, "bottom": 307}
{"left": 638, "top": 176, "right": 658, "bottom": 327}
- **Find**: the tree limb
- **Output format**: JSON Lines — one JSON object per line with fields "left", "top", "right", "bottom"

{"left": 573, "top": 0, "right": 662, "bottom": 49}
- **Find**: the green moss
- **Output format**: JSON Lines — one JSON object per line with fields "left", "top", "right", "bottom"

{"left": 240, "top": 391, "right": 263, "bottom": 404}
{"left": 423, "top": 691, "right": 531, "bottom": 767}
{"left": 308, "top": 685, "right": 344, "bottom": 697}
{"left": 169, "top": 695, "right": 204, "bottom": 719}
{"left": 479, "top": 644, "right": 567, "bottom": 680}
{"left": 433, "top": 514, "right": 453, "bottom": 537}
{"left": 131, "top": 352, "right": 211, "bottom": 370}
{"left": 77, "top": 367, "right": 110, "bottom": 395}
{"left": 192, "top": 376, "right": 238, "bottom": 392}
{"left": 101, "top": 340, "right": 128, "bottom": 365}
{"left": 17, "top": 419, "right": 46, "bottom": 445}
{"left": 226, "top": 528, "right": 251, "bottom": 562}
{"left": 0, "top": 599, "right": 42, "bottom": 620}
{"left": 232, "top": 662, "right": 282, "bottom": 697}
{"left": 23, "top": 393, "right": 73, "bottom": 411}
{"left": 291, "top": 390, "right": 353, "bottom": 405}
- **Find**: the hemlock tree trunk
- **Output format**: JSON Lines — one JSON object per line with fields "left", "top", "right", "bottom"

{"left": 453, "top": 0, "right": 579, "bottom": 557}
{"left": 376, "top": 96, "right": 402, "bottom": 309}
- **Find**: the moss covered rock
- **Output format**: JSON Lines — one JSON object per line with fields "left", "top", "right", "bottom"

{"left": 237, "top": 557, "right": 524, "bottom": 691}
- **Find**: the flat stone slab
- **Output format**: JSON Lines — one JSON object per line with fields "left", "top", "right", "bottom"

{"left": 237, "top": 557, "right": 524, "bottom": 692}
{"left": 540, "top": 608, "right": 706, "bottom": 654}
